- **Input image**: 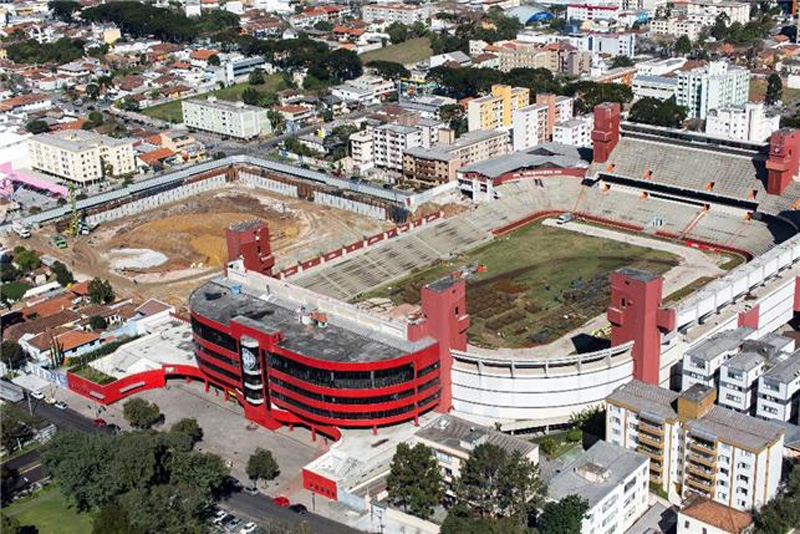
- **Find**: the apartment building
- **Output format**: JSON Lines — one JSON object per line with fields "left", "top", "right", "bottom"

{"left": 402, "top": 129, "right": 510, "bottom": 186}
{"left": 675, "top": 61, "right": 750, "bottom": 119}
{"left": 467, "top": 85, "right": 530, "bottom": 132}
{"left": 705, "top": 102, "right": 781, "bottom": 143}
{"left": 28, "top": 130, "right": 135, "bottom": 184}
{"left": 606, "top": 380, "right": 785, "bottom": 511}
{"left": 372, "top": 123, "right": 422, "bottom": 170}
{"left": 547, "top": 441, "right": 650, "bottom": 534}
{"left": 332, "top": 75, "right": 395, "bottom": 106}
{"left": 650, "top": 17, "right": 706, "bottom": 41}
{"left": 675, "top": 0, "right": 749, "bottom": 26}
{"left": 632, "top": 74, "right": 678, "bottom": 100}
{"left": 414, "top": 414, "right": 538, "bottom": 487}
{"left": 496, "top": 41, "right": 548, "bottom": 72}
{"left": 553, "top": 116, "right": 594, "bottom": 148}
{"left": 566, "top": 3, "right": 619, "bottom": 21}
{"left": 362, "top": 3, "right": 434, "bottom": 25}
{"left": 349, "top": 129, "right": 374, "bottom": 172}
{"left": 756, "top": 350, "right": 800, "bottom": 423}
{"left": 682, "top": 327, "right": 757, "bottom": 391}
{"left": 584, "top": 33, "right": 636, "bottom": 58}
{"left": 182, "top": 97, "right": 271, "bottom": 139}
{"left": 512, "top": 94, "right": 574, "bottom": 151}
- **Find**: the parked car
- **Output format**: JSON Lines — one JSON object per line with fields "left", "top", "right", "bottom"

{"left": 239, "top": 522, "right": 258, "bottom": 534}
{"left": 30, "top": 391, "right": 45, "bottom": 400}
{"left": 556, "top": 212, "right": 575, "bottom": 225}
{"left": 92, "top": 418, "right": 107, "bottom": 428}
{"left": 103, "top": 423, "right": 121, "bottom": 434}
{"left": 212, "top": 511, "right": 229, "bottom": 525}
{"left": 44, "top": 397, "right": 56, "bottom": 405}
{"left": 272, "top": 496, "right": 290, "bottom": 507}
{"left": 289, "top": 504, "right": 307, "bottom": 515}
{"left": 222, "top": 516, "right": 241, "bottom": 532}
{"left": 54, "top": 401, "right": 68, "bottom": 410}
{"left": 243, "top": 485, "right": 259, "bottom": 496}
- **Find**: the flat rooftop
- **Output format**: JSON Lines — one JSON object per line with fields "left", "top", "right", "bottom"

{"left": 546, "top": 440, "right": 647, "bottom": 508}
{"left": 685, "top": 327, "right": 755, "bottom": 362}
{"left": 190, "top": 277, "right": 434, "bottom": 363}
{"left": 763, "top": 349, "right": 800, "bottom": 384}
{"left": 685, "top": 405, "right": 784, "bottom": 451}
{"left": 607, "top": 379, "right": 679, "bottom": 422}
{"left": 723, "top": 351, "right": 765, "bottom": 374}
{"left": 33, "top": 129, "right": 132, "bottom": 151}
{"left": 415, "top": 414, "right": 538, "bottom": 458}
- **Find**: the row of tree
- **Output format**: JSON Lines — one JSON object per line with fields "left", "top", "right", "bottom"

{"left": 387, "top": 441, "right": 589, "bottom": 533}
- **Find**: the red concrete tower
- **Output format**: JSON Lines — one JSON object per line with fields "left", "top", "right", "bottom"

{"left": 591, "top": 102, "right": 621, "bottom": 164}
{"left": 409, "top": 275, "right": 469, "bottom": 413}
{"left": 606, "top": 268, "right": 675, "bottom": 385}
{"left": 765, "top": 129, "right": 800, "bottom": 195}
{"left": 225, "top": 220, "right": 275, "bottom": 276}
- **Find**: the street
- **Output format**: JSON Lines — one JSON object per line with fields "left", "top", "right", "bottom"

{"left": 1, "top": 396, "right": 362, "bottom": 533}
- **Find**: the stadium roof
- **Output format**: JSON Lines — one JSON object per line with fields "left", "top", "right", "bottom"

{"left": 460, "top": 142, "right": 588, "bottom": 179}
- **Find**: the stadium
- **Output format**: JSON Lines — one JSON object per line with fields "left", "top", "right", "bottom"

{"left": 30, "top": 103, "right": 797, "bottom": 443}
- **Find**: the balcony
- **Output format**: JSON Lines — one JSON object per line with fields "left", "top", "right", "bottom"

{"left": 685, "top": 462, "right": 715, "bottom": 481}
{"left": 637, "top": 445, "right": 663, "bottom": 460}
{"left": 638, "top": 420, "right": 664, "bottom": 437}
{"left": 637, "top": 433, "right": 663, "bottom": 449}
{"left": 690, "top": 439, "right": 716, "bottom": 456}
{"left": 688, "top": 452, "right": 716, "bottom": 469}
{"left": 685, "top": 476, "right": 714, "bottom": 493}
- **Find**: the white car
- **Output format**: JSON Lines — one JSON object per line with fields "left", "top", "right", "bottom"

{"left": 212, "top": 510, "right": 229, "bottom": 525}
{"left": 30, "top": 391, "right": 45, "bottom": 400}
{"left": 239, "top": 522, "right": 258, "bottom": 534}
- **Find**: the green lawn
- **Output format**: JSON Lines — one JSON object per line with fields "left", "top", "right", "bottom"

{"left": 361, "top": 37, "right": 433, "bottom": 65}
{"left": 142, "top": 74, "right": 287, "bottom": 123}
{"left": 70, "top": 365, "right": 116, "bottom": 385}
{"left": 361, "top": 221, "right": 679, "bottom": 348}
{"left": 749, "top": 78, "right": 800, "bottom": 107}
{"left": 532, "top": 430, "right": 583, "bottom": 459}
{"left": 0, "top": 281, "right": 31, "bottom": 302}
{"left": 5, "top": 486, "right": 93, "bottom": 534}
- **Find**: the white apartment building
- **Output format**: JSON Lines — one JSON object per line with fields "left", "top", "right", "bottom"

{"left": 650, "top": 17, "right": 706, "bottom": 41}
{"left": 566, "top": 3, "right": 619, "bottom": 21}
{"left": 584, "top": 33, "right": 636, "bottom": 58}
{"left": 28, "top": 130, "right": 135, "bottom": 184}
{"left": 362, "top": 3, "right": 434, "bottom": 25}
{"left": 372, "top": 123, "right": 422, "bottom": 171}
{"left": 756, "top": 350, "right": 800, "bottom": 423}
{"left": 606, "top": 380, "right": 785, "bottom": 511}
{"left": 182, "top": 97, "right": 271, "bottom": 140}
{"left": 332, "top": 75, "right": 395, "bottom": 105}
{"left": 553, "top": 116, "right": 594, "bottom": 148}
{"left": 718, "top": 352, "right": 768, "bottom": 415}
{"left": 705, "top": 102, "right": 781, "bottom": 143}
{"left": 349, "top": 129, "right": 374, "bottom": 172}
{"left": 632, "top": 74, "right": 678, "bottom": 101}
{"left": 675, "top": 61, "right": 750, "bottom": 119}
{"left": 682, "top": 327, "right": 757, "bottom": 391}
{"left": 512, "top": 95, "right": 573, "bottom": 151}
{"left": 676, "top": 0, "right": 749, "bottom": 26}
{"left": 547, "top": 440, "right": 650, "bottom": 534}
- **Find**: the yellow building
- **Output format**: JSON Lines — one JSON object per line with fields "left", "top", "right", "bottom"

{"left": 467, "top": 85, "right": 529, "bottom": 132}
{"left": 103, "top": 27, "right": 122, "bottom": 45}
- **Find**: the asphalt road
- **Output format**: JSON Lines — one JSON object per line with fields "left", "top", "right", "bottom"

{"left": 2, "top": 397, "right": 362, "bottom": 533}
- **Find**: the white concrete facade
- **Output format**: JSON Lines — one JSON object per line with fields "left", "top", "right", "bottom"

{"left": 675, "top": 61, "right": 750, "bottom": 119}
{"left": 28, "top": 130, "right": 135, "bottom": 184}
{"left": 705, "top": 102, "right": 781, "bottom": 143}
{"left": 182, "top": 97, "right": 271, "bottom": 139}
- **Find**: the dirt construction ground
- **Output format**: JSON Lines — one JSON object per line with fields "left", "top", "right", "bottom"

{"left": 19, "top": 185, "right": 390, "bottom": 309}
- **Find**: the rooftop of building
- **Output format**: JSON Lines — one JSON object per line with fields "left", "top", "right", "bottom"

{"left": 607, "top": 379, "right": 680, "bottom": 422}
{"left": 546, "top": 440, "right": 647, "bottom": 508}
{"left": 723, "top": 350, "right": 765, "bottom": 373}
{"left": 415, "top": 414, "right": 538, "bottom": 458}
{"left": 189, "top": 277, "right": 434, "bottom": 363}
{"left": 679, "top": 495, "right": 753, "bottom": 534}
{"left": 184, "top": 97, "right": 264, "bottom": 113}
{"left": 32, "top": 129, "right": 132, "bottom": 151}
{"left": 685, "top": 327, "right": 755, "bottom": 361}
{"left": 762, "top": 349, "right": 800, "bottom": 384}
{"left": 460, "top": 142, "right": 588, "bottom": 179}
{"left": 404, "top": 129, "right": 507, "bottom": 161}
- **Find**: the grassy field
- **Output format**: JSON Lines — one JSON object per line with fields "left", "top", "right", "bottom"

{"left": 361, "top": 37, "right": 433, "bottom": 65}
{"left": 71, "top": 365, "right": 116, "bottom": 385}
{"left": 749, "top": 78, "right": 800, "bottom": 107}
{"left": 5, "top": 486, "right": 93, "bottom": 534}
{"left": 361, "top": 221, "right": 679, "bottom": 349}
{"left": 142, "top": 73, "right": 287, "bottom": 123}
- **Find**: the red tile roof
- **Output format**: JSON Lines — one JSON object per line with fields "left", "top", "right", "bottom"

{"left": 190, "top": 49, "right": 219, "bottom": 61}
{"left": 22, "top": 295, "right": 74, "bottom": 319}
{"left": 139, "top": 148, "right": 176, "bottom": 166}
{"left": 0, "top": 93, "right": 49, "bottom": 111}
{"left": 681, "top": 496, "right": 753, "bottom": 534}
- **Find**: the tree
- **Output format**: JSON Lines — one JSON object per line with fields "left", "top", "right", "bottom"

{"left": 366, "top": 60, "right": 410, "bottom": 80}
{"left": 122, "top": 398, "right": 162, "bottom": 429}
{"left": 88, "top": 110, "right": 104, "bottom": 126}
{"left": 26, "top": 119, "right": 50, "bottom": 134}
{"left": 439, "top": 103, "right": 466, "bottom": 133}
{"left": 386, "top": 442, "right": 443, "bottom": 520}
{"left": 89, "top": 315, "right": 107, "bottom": 331}
{"left": 314, "top": 20, "right": 333, "bottom": 32}
{"left": 765, "top": 73, "right": 782, "bottom": 105}
{"left": 170, "top": 451, "right": 228, "bottom": 497}
{"left": 629, "top": 97, "right": 687, "bottom": 128}
{"left": 386, "top": 22, "right": 409, "bottom": 44}
{"left": 88, "top": 277, "right": 115, "bottom": 304}
{"left": 14, "top": 247, "right": 40, "bottom": 272}
{"left": 49, "top": 0, "right": 81, "bottom": 21}
{"left": 538, "top": 495, "right": 590, "bottom": 534}
{"left": 51, "top": 260, "right": 74, "bottom": 286}
{"left": 93, "top": 502, "right": 144, "bottom": 534}
{"left": 207, "top": 54, "right": 220, "bottom": 66}
{"left": 246, "top": 448, "right": 279, "bottom": 483}
{"left": 248, "top": 68, "right": 266, "bottom": 85}
{"left": 455, "top": 443, "right": 544, "bottom": 521}
{"left": 242, "top": 86, "right": 261, "bottom": 106}
{"left": 610, "top": 55, "right": 633, "bottom": 68}
{"left": 441, "top": 504, "right": 529, "bottom": 534}
{"left": 0, "top": 514, "right": 20, "bottom": 534}
{"left": 0, "top": 405, "right": 38, "bottom": 452}
{"left": 170, "top": 418, "right": 203, "bottom": 445}
{"left": 674, "top": 35, "right": 692, "bottom": 55}
{"left": 0, "top": 340, "right": 26, "bottom": 369}
{"left": 539, "top": 437, "right": 557, "bottom": 456}
{"left": 119, "top": 98, "right": 140, "bottom": 112}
